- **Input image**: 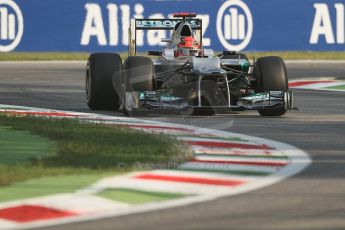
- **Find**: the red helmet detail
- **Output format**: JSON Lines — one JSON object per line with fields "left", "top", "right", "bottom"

{"left": 178, "top": 36, "right": 196, "bottom": 49}
{"left": 175, "top": 37, "right": 200, "bottom": 57}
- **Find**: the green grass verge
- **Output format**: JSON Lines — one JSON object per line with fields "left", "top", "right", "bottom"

{"left": 0, "top": 126, "right": 56, "bottom": 164}
{"left": 325, "top": 84, "right": 345, "bottom": 90}
{"left": 0, "top": 174, "right": 110, "bottom": 202}
{"left": 98, "top": 188, "right": 188, "bottom": 204}
{"left": 0, "top": 52, "right": 127, "bottom": 61}
{"left": 0, "top": 114, "right": 189, "bottom": 201}
{"left": 244, "top": 52, "right": 345, "bottom": 60}
{"left": 0, "top": 52, "right": 90, "bottom": 61}
{"left": 2, "top": 52, "right": 345, "bottom": 61}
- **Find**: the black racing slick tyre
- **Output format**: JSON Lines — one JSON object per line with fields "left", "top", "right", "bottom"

{"left": 122, "top": 56, "right": 155, "bottom": 116}
{"left": 123, "top": 56, "right": 155, "bottom": 91}
{"left": 255, "top": 56, "right": 288, "bottom": 117}
{"left": 86, "top": 53, "right": 122, "bottom": 110}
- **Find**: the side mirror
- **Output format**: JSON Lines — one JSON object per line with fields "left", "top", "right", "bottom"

{"left": 148, "top": 51, "right": 162, "bottom": 56}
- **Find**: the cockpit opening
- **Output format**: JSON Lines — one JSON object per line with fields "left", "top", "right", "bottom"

{"left": 180, "top": 25, "right": 192, "bottom": 36}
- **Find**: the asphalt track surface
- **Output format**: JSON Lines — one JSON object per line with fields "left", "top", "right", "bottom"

{"left": 0, "top": 61, "right": 344, "bottom": 230}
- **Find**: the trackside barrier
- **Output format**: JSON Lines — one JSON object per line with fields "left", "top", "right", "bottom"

{"left": 0, "top": 0, "right": 345, "bottom": 52}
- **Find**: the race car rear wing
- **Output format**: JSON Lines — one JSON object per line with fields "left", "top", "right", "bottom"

{"left": 129, "top": 18, "right": 203, "bottom": 56}
{"left": 135, "top": 19, "right": 202, "bottom": 30}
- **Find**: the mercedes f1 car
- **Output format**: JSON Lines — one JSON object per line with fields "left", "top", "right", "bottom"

{"left": 86, "top": 13, "right": 293, "bottom": 116}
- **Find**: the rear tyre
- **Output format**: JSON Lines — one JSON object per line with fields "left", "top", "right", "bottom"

{"left": 254, "top": 56, "right": 288, "bottom": 116}
{"left": 122, "top": 56, "right": 155, "bottom": 115}
{"left": 86, "top": 53, "right": 122, "bottom": 110}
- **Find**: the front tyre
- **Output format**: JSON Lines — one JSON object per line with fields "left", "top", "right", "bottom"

{"left": 86, "top": 53, "right": 122, "bottom": 110}
{"left": 122, "top": 56, "right": 155, "bottom": 116}
{"left": 254, "top": 56, "right": 288, "bottom": 117}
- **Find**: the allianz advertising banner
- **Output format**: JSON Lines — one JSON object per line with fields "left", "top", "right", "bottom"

{"left": 0, "top": 0, "right": 345, "bottom": 52}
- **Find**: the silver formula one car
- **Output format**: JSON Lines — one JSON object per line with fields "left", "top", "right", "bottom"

{"left": 86, "top": 13, "right": 293, "bottom": 116}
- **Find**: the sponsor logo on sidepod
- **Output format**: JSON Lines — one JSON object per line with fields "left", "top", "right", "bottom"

{"left": 0, "top": 0, "right": 23, "bottom": 52}
{"left": 217, "top": 0, "right": 253, "bottom": 51}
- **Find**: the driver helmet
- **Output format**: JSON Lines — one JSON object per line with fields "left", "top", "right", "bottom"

{"left": 175, "top": 36, "right": 200, "bottom": 57}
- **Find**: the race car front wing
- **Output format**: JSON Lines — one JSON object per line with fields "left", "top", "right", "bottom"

{"left": 125, "top": 90, "right": 293, "bottom": 114}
